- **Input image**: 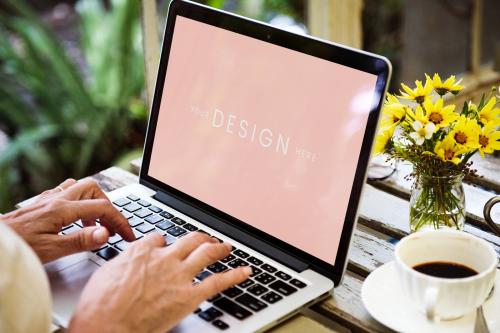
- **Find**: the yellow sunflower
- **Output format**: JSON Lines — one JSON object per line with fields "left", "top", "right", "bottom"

{"left": 450, "top": 116, "right": 480, "bottom": 150}
{"left": 399, "top": 77, "right": 433, "bottom": 104}
{"left": 423, "top": 98, "right": 458, "bottom": 129}
{"left": 478, "top": 120, "right": 500, "bottom": 158}
{"left": 478, "top": 97, "right": 500, "bottom": 126}
{"left": 434, "top": 134, "right": 467, "bottom": 165}
{"left": 427, "top": 73, "right": 463, "bottom": 96}
{"left": 373, "top": 125, "right": 395, "bottom": 156}
{"left": 380, "top": 93, "right": 407, "bottom": 128}
{"left": 407, "top": 104, "right": 429, "bottom": 124}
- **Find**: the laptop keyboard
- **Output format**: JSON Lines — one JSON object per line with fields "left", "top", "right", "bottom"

{"left": 61, "top": 194, "right": 308, "bottom": 330}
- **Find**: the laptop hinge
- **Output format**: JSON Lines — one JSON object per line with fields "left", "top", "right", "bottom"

{"left": 153, "top": 190, "right": 309, "bottom": 272}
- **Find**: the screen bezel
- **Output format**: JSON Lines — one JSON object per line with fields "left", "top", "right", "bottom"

{"left": 140, "top": 0, "right": 391, "bottom": 284}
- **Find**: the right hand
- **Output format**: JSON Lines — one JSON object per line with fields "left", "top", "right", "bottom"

{"left": 68, "top": 232, "right": 252, "bottom": 333}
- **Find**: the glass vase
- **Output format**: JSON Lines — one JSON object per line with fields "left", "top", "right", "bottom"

{"left": 409, "top": 174, "right": 465, "bottom": 232}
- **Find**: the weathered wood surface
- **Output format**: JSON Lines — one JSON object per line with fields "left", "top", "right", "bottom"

{"left": 469, "top": 154, "right": 500, "bottom": 194}
{"left": 96, "top": 165, "right": 499, "bottom": 333}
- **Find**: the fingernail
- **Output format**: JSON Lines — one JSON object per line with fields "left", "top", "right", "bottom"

{"left": 244, "top": 267, "right": 253, "bottom": 275}
{"left": 92, "top": 227, "right": 108, "bottom": 244}
{"left": 224, "top": 242, "right": 232, "bottom": 251}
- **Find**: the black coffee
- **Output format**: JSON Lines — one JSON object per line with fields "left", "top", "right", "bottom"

{"left": 412, "top": 261, "right": 478, "bottom": 278}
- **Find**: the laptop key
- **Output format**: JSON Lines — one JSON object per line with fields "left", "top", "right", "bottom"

{"left": 183, "top": 223, "right": 198, "bottom": 231}
{"left": 213, "top": 297, "right": 252, "bottom": 320}
{"left": 113, "top": 198, "right": 130, "bottom": 207}
{"left": 136, "top": 223, "right": 155, "bottom": 234}
{"left": 222, "top": 287, "right": 243, "bottom": 298}
{"left": 149, "top": 205, "right": 162, "bottom": 213}
{"left": 134, "top": 208, "right": 152, "bottom": 219}
{"left": 164, "top": 234, "right": 176, "bottom": 246}
{"left": 96, "top": 247, "right": 120, "bottom": 261}
{"left": 107, "top": 234, "right": 122, "bottom": 245}
{"left": 198, "top": 307, "right": 223, "bottom": 321}
{"left": 289, "top": 278, "right": 307, "bottom": 288}
{"left": 160, "top": 211, "right": 174, "bottom": 219}
{"left": 220, "top": 254, "right": 235, "bottom": 263}
{"left": 124, "top": 202, "right": 141, "bottom": 212}
{"left": 212, "top": 319, "right": 229, "bottom": 330}
{"left": 250, "top": 266, "right": 262, "bottom": 277}
{"left": 235, "top": 293, "right": 268, "bottom": 312}
{"left": 115, "top": 240, "right": 134, "bottom": 252}
{"left": 275, "top": 271, "right": 291, "bottom": 281}
{"left": 126, "top": 194, "right": 140, "bottom": 201}
{"left": 254, "top": 272, "right": 276, "bottom": 284}
{"left": 157, "top": 220, "right": 174, "bottom": 230}
{"left": 137, "top": 199, "right": 151, "bottom": 207}
{"left": 227, "top": 258, "right": 249, "bottom": 268}
{"left": 247, "top": 284, "right": 268, "bottom": 296}
{"left": 268, "top": 280, "right": 297, "bottom": 296}
{"left": 238, "top": 279, "right": 255, "bottom": 288}
{"left": 194, "top": 307, "right": 201, "bottom": 314}
{"left": 207, "top": 262, "right": 227, "bottom": 273}
{"left": 121, "top": 211, "right": 133, "bottom": 219}
{"left": 167, "top": 226, "right": 186, "bottom": 237}
{"left": 132, "top": 228, "right": 144, "bottom": 240}
{"left": 261, "top": 291, "right": 283, "bottom": 304}
{"left": 247, "top": 256, "right": 263, "bottom": 266}
{"left": 233, "top": 249, "right": 249, "bottom": 259}
{"left": 196, "top": 270, "right": 212, "bottom": 281}
{"left": 145, "top": 214, "right": 163, "bottom": 224}
{"left": 261, "top": 263, "right": 277, "bottom": 273}
{"left": 128, "top": 216, "right": 143, "bottom": 227}
{"left": 171, "top": 217, "right": 185, "bottom": 225}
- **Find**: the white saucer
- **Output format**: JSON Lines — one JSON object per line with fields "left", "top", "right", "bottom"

{"left": 361, "top": 261, "right": 500, "bottom": 333}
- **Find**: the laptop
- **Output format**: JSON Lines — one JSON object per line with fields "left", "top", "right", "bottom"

{"left": 46, "top": 0, "right": 391, "bottom": 331}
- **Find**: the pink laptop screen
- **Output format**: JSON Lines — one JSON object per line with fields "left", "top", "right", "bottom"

{"left": 149, "top": 16, "right": 378, "bottom": 264}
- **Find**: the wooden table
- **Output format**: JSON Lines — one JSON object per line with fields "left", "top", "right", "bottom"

{"left": 86, "top": 156, "right": 500, "bottom": 333}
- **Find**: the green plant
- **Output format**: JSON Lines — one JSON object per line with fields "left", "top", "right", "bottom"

{"left": 0, "top": 0, "right": 147, "bottom": 212}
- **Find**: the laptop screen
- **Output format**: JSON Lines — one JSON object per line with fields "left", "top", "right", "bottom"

{"left": 148, "top": 16, "right": 378, "bottom": 265}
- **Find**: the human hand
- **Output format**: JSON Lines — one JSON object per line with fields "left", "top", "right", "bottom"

{"left": 1, "top": 178, "right": 135, "bottom": 263}
{"left": 68, "top": 232, "right": 251, "bottom": 333}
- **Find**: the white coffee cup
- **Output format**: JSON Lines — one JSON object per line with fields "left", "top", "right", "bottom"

{"left": 394, "top": 230, "right": 497, "bottom": 321}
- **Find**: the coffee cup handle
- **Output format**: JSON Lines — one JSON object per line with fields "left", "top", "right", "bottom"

{"left": 484, "top": 196, "right": 500, "bottom": 236}
{"left": 424, "top": 286, "right": 439, "bottom": 321}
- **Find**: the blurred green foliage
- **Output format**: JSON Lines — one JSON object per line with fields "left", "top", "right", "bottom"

{"left": 0, "top": 0, "right": 146, "bottom": 212}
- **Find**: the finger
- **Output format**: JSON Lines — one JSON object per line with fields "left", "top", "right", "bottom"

{"left": 56, "top": 226, "right": 109, "bottom": 256}
{"left": 57, "top": 178, "right": 108, "bottom": 202}
{"left": 58, "top": 178, "right": 78, "bottom": 190}
{"left": 52, "top": 179, "right": 121, "bottom": 235}
{"left": 183, "top": 242, "right": 232, "bottom": 276}
{"left": 196, "top": 267, "right": 252, "bottom": 301}
{"left": 82, "top": 218, "right": 97, "bottom": 227}
{"left": 59, "top": 199, "right": 135, "bottom": 242}
{"left": 168, "top": 232, "right": 216, "bottom": 259}
{"left": 36, "top": 178, "right": 77, "bottom": 202}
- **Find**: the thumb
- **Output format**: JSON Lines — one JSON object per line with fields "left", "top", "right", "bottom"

{"left": 60, "top": 226, "right": 110, "bottom": 254}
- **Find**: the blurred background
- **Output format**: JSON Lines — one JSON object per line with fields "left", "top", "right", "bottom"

{"left": 0, "top": 0, "right": 499, "bottom": 212}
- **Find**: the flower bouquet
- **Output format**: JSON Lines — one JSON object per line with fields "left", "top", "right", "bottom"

{"left": 373, "top": 74, "right": 500, "bottom": 232}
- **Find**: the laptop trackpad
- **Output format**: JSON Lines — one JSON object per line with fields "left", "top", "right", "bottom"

{"left": 47, "top": 255, "right": 100, "bottom": 327}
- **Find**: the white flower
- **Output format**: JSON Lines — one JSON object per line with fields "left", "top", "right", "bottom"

{"left": 409, "top": 120, "right": 435, "bottom": 145}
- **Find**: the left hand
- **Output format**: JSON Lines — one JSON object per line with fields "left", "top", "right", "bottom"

{"left": 1, "top": 178, "right": 135, "bottom": 263}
